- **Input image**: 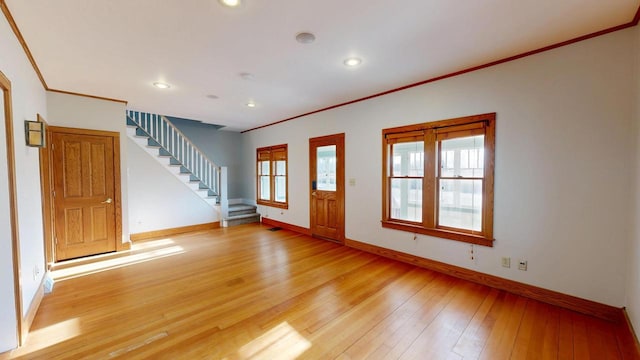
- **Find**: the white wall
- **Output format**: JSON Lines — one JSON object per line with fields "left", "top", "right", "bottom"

{"left": 626, "top": 23, "right": 640, "bottom": 337}
{"left": 167, "top": 118, "right": 246, "bottom": 199}
{"left": 127, "top": 137, "right": 218, "bottom": 233}
{"left": 46, "top": 92, "right": 129, "bottom": 245}
{"left": 243, "top": 28, "right": 636, "bottom": 307}
{"left": 0, "top": 12, "right": 47, "bottom": 352}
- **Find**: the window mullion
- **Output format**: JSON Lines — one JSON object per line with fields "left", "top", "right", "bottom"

{"left": 270, "top": 159, "right": 275, "bottom": 202}
{"left": 423, "top": 131, "right": 436, "bottom": 228}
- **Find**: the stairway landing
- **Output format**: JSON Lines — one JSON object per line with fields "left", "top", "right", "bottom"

{"left": 223, "top": 204, "right": 260, "bottom": 227}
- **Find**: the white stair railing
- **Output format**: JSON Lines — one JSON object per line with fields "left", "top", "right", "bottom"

{"left": 126, "top": 110, "right": 220, "bottom": 199}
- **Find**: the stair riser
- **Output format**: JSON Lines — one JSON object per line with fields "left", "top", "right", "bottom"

{"left": 229, "top": 209, "right": 257, "bottom": 216}
{"left": 223, "top": 215, "right": 260, "bottom": 227}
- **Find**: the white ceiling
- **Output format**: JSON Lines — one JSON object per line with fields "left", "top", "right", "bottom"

{"left": 5, "top": 0, "right": 639, "bottom": 131}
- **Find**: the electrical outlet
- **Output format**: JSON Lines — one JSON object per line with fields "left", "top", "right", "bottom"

{"left": 501, "top": 257, "right": 511, "bottom": 268}
{"left": 33, "top": 265, "right": 41, "bottom": 280}
{"left": 518, "top": 260, "right": 528, "bottom": 271}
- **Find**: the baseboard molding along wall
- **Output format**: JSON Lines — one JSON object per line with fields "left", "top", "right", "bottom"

{"left": 130, "top": 222, "right": 220, "bottom": 241}
{"left": 22, "top": 275, "right": 45, "bottom": 341}
{"left": 259, "top": 217, "right": 624, "bottom": 324}
{"left": 261, "top": 217, "right": 311, "bottom": 236}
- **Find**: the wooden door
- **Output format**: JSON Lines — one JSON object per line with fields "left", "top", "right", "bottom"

{"left": 51, "top": 128, "right": 120, "bottom": 261}
{"left": 309, "top": 133, "right": 345, "bottom": 243}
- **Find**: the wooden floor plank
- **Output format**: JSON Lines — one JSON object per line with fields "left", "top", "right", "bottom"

{"left": 0, "top": 223, "right": 636, "bottom": 360}
{"left": 450, "top": 287, "right": 501, "bottom": 358}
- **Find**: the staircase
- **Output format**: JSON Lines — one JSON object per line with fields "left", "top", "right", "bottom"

{"left": 224, "top": 204, "right": 261, "bottom": 227}
{"left": 125, "top": 110, "right": 260, "bottom": 227}
{"left": 126, "top": 111, "right": 220, "bottom": 207}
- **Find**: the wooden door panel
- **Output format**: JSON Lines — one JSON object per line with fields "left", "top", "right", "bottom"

{"left": 90, "top": 205, "right": 109, "bottom": 240}
{"left": 53, "top": 131, "right": 117, "bottom": 261}
{"left": 315, "top": 198, "right": 325, "bottom": 225}
{"left": 64, "top": 207, "right": 84, "bottom": 244}
{"left": 63, "top": 141, "right": 82, "bottom": 197}
{"left": 327, "top": 198, "right": 337, "bottom": 227}
{"left": 309, "top": 134, "right": 345, "bottom": 243}
{"left": 89, "top": 142, "right": 107, "bottom": 196}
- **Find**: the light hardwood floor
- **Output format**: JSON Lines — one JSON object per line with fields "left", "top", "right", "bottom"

{"left": 2, "top": 223, "right": 638, "bottom": 359}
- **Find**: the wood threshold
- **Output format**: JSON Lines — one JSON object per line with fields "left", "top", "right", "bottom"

{"left": 345, "top": 238, "right": 623, "bottom": 323}
{"left": 261, "top": 217, "right": 311, "bottom": 236}
{"left": 129, "top": 222, "right": 220, "bottom": 241}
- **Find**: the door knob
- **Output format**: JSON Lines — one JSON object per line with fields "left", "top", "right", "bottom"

{"left": 101, "top": 197, "right": 112, "bottom": 204}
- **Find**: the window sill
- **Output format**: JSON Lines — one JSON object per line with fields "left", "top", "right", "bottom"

{"left": 381, "top": 220, "right": 494, "bottom": 247}
{"left": 257, "top": 200, "right": 288, "bottom": 209}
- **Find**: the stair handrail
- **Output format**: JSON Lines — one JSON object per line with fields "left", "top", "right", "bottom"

{"left": 126, "top": 110, "right": 220, "bottom": 198}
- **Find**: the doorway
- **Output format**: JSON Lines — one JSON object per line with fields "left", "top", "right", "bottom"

{"left": 47, "top": 126, "right": 122, "bottom": 261}
{"left": 309, "top": 133, "right": 345, "bottom": 243}
{"left": 0, "top": 70, "right": 23, "bottom": 347}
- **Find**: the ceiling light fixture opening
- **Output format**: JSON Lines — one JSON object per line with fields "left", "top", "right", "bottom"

{"left": 343, "top": 57, "right": 362, "bottom": 67}
{"left": 153, "top": 82, "right": 171, "bottom": 89}
{"left": 239, "top": 72, "right": 255, "bottom": 81}
{"left": 246, "top": 101, "right": 256, "bottom": 108}
{"left": 295, "top": 32, "right": 316, "bottom": 44}
{"left": 219, "top": 0, "right": 240, "bottom": 7}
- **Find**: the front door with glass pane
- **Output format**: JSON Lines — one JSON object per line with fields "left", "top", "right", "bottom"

{"left": 309, "top": 133, "right": 345, "bottom": 243}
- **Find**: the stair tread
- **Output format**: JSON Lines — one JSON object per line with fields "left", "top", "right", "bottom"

{"left": 229, "top": 204, "right": 256, "bottom": 210}
{"left": 224, "top": 213, "right": 260, "bottom": 220}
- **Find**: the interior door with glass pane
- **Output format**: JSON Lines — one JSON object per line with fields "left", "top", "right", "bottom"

{"left": 309, "top": 133, "right": 344, "bottom": 243}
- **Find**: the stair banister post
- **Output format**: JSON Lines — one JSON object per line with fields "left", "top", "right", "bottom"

{"left": 221, "top": 166, "right": 228, "bottom": 219}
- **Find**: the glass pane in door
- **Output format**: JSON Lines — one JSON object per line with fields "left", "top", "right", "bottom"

{"left": 317, "top": 145, "right": 336, "bottom": 191}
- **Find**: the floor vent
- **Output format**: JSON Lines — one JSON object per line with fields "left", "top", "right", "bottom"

{"left": 268, "top": 227, "right": 282, "bottom": 232}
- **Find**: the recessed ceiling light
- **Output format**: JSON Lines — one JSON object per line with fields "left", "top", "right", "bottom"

{"left": 219, "top": 0, "right": 240, "bottom": 7}
{"left": 343, "top": 57, "right": 362, "bottom": 67}
{"left": 246, "top": 101, "right": 256, "bottom": 108}
{"left": 239, "top": 72, "right": 255, "bottom": 81}
{"left": 295, "top": 32, "right": 316, "bottom": 44}
{"left": 153, "top": 82, "right": 170, "bottom": 89}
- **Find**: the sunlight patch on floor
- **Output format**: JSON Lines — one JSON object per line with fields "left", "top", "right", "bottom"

{"left": 53, "top": 245, "right": 185, "bottom": 281}
{"left": 131, "top": 238, "right": 176, "bottom": 250}
{"left": 231, "top": 322, "right": 311, "bottom": 360}
{"left": 15, "top": 317, "right": 82, "bottom": 357}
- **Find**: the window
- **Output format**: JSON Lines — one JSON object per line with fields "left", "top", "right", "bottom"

{"left": 257, "top": 144, "right": 288, "bottom": 208}
{"left": 382, "top": 113, "right": 495, "bottom": 246}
